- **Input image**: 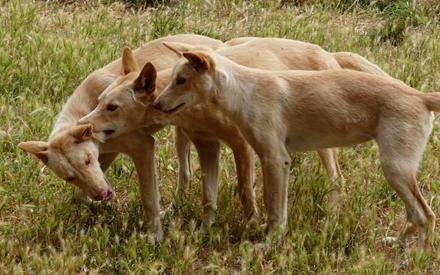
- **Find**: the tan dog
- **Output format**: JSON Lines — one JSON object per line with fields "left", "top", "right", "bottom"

{"left": 80, "top": 38, "right": 394, "bottom": 228}
{"left": 18, "top": 34, "right": 225, "bottom": 241}
{"left": 225, "top": 37, "right": 391, "bottom": 78}
{"left": 154, "top": 47, "right": 437, "bottom": 251}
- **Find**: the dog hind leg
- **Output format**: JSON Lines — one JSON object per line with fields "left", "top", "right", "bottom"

{"left": 317, "top": 148, "right": 344, "bottom": 210}
{"left": 175, "top": 127, "right": 193, "bottom": 197}
{"left": 229, "top": 139, "right": 258, "bottom": 221}
{"left": 192, "top": 138, "right": 220, "bottom": 228}
{"left": 377, "top": 116, "right": 435, "bottom": 251}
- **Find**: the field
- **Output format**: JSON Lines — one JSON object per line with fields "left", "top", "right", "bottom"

{"left": 1, "top": 0, "right": 440, "bottom": 273}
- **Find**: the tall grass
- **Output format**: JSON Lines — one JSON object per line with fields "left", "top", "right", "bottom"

{"left": 0, "top": 0, "right": 439, "bottom": 272}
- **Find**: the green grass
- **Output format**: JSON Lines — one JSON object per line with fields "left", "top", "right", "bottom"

{"left": 1, "top": 0, "right": 440, "bottom": 273}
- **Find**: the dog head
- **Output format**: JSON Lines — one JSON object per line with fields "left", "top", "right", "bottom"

{"left": 153, "top": 43, "right": 220, "bottom": 114}
{"left": 18, "top": 124, "right": 114, "bottom": 201}
{"left": 78, "top": 47, "right": 159, "bottom": 140}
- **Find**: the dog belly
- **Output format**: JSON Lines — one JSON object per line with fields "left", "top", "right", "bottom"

{"left": 285, "top": 131, "right": 373, "bottom": 152}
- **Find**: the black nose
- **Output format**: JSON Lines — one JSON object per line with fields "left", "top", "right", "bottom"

{"left": 153, "top": 101, "right": 162, "bottom": 110}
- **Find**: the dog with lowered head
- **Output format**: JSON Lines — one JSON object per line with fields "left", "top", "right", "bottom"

{"left": 18, "top": 34, "right": 226, "bottom": 241}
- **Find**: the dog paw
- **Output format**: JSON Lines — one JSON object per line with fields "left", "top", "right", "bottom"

{"left": 199, "top": 219, "right": 214, "bottom": 235}
{"left": 243, "top": 216, "right": 259, "bottom": 232}
{"left": 154, "top": 229, "right": 164, "bottom": 242}
{"left": 381, "top": 236, "right": 403, "bottom": 247}
{"left": 201, "top": 209, "right": 216, "bottom": 231}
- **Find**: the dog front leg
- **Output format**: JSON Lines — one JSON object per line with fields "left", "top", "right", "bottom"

{"left": 174, "top": 127, "right": 192, "bottom": 197}
{"left": 192, "top": 138, "right": 220, "bottom": 229}
{"left": 128, "top": 136, "right": 162, "bottom": 241}
{"left": 260, "top": 147, "right": 291, "bottom": 236}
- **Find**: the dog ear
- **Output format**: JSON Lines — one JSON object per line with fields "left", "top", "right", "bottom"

{"left": 133, "top": 62, "right": 157, "bottom": 104}
{"left": 182, "top": 52, "right": 211, "bottom": 72}
{"left": 134, "top": 62, "right": 156, "bottom": 93}
{"left": 18, "top": 141, "right": 49, "bottom": 164}
{"left": 122, "top": 47, "right": 140, "bottom": 75}
{"left": 70, "top": 124, "right": 93, "bottom": 143}
{"left": 163, "top": 42, "right": 212, "bottom": 57}
{"left": 162, "top": 42, "right": 185, "bottom": 56}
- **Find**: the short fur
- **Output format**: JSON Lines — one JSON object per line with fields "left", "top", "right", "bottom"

{"left": 81, "top": 38, "right": 396, "bottom": 229}
{"left": 155, "top": 48, "right": 437, "bottom": 251}
{"left": 18, "top": 34, "right": 225, "bottom": 241}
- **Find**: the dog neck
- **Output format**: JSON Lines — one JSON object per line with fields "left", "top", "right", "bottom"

{"left": 49, "top": 72, "right": 116, "bottom": 140}
{"left": 212, "top": 56, "right": 289, "bottom": 147}
{"left": 215, "top": 57, "right": 275, "bottom": 121}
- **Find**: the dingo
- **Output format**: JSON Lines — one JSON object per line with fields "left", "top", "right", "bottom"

{"left": 80, "top": 38, "right": 394, "bottom": 228}
{"left": 154, "top": 47, "right": 437, "bottom": 251}
{"left": 18, "top": 34, "right": 225, "bottom": 241}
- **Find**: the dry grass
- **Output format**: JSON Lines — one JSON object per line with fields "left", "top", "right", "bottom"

{"left": 1, "top": 0, "right": 439, "bottom": 272}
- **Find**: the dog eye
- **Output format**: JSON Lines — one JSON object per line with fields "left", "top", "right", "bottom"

{"left": 106, "top": 104, "right": 118, "bottom": 112}
{"left": 176, "top": 77, "right": 186, "bottom": 85}
{"left": 66, "top": 177, "right": 75, "bottom": 182}
{"left": 85, "top": 158, "right": 91, "bottom": 166}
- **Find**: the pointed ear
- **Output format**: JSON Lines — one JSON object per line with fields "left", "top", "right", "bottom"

{"left": 70, "top": 124, "right": 93, "bottom": 143}
{"left": 182, "top": 52, "right": 211, "bottom": 72}
{"left": 162, "top": 42, "right": 184, "bottom": 56}
{"left": 134, "top": 62, "right": 156, "bottom": 92}
{"left": 163, "top": 42, "right": 211, "bottom": 56}
{"left": 122, "top": 47, "right": 140, "bottom": 75}
{"left": 133, "top": 62, "right": 157, "bottom": 104}
{"left": 18, "top": 141, "right": 49, "bottom": 164}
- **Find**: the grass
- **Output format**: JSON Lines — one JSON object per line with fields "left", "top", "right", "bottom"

{"left": 1, "top": 0, "right": 439, "bottom": 272}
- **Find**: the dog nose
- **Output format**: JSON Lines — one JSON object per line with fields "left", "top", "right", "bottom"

{"left": 153, "top": 101, "right": 162, "bottom": 111}
{"left": 104, "top": 189, "right": 114, "bottom": 200}
{"left": 94, "top": 189, "right": 114, "bottom": 201}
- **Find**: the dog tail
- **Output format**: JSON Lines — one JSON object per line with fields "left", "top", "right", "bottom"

{"left": 332, "top": 52, "right": 390, "bottom": 78}
{"left": 422, "top": 92, "right": 440, "bottom": 112}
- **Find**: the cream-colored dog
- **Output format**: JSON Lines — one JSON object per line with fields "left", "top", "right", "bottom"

{"left": 18, "top": 34, "right": 225, "bottom": 241}
{"left": 80, "top": 38, "right": 394, "bottom": 229}
{"left": 154, "top": 46, "right": 437, "bottom": 251}
{"left": 225, "top": 37, "right": 391, "bottom": 78}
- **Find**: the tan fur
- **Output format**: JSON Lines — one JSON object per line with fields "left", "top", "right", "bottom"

{"left": 18, "top": 34, "right": 225, "bottom": 241}
{"left": 19, "top": 34, "right": 397, "bottom": 242}
{"left": 81, "top": 38, "right": 395, "bottom": 227}
{"left": 331, "top": 52, "right": 391, "bottom": 78}
{"left": 156, "top": 48, "right": 437, "bottom": 251}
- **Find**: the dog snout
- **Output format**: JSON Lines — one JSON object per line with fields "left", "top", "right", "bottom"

{"left": 103, "top": 189, "right": 114, "bottom": 201}
{"left": 93, "top": 191, "right": 105, "bottom": 201}
{"left": 94, "top": 188, "right": 114, "bottom": 201}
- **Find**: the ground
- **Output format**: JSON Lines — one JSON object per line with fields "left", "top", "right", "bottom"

{"left": 1, "top": 0, "right": 439, "bottom": 273}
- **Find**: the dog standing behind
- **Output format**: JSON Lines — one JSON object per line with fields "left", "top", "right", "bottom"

{"left": 154, "top": 46, "right": 437, "bottom": 251}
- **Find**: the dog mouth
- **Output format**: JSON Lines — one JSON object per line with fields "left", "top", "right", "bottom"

{"left": 103, "top": 129, "right": 115, "bottom": 136}
{"left": 164, "top": 103, "right": 185, "bottom": 114}
{"left": 102, "top": 189, "right": 114, "bottom": 201}
{"left": 94, "top": 178, "right": 114, "bottom": 201}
